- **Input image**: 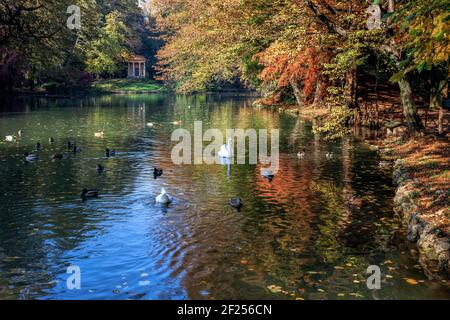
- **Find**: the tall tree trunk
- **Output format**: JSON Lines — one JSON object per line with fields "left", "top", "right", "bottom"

{"left": 398, "top": 77, "right": 424, "bottom": 133}
{"left": 345, "top": 66, "right": 357, "bottom": 108}
{"left": 290, "top": 79, "right": 304, "bottom": 107}
{"left": 312, "top": 79, "right": 323, "bottom": 108}
{"left": 430, "top": 91, "right": 444, "bottom": 135}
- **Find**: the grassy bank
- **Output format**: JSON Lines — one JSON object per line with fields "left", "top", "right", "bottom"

{"left": 92, "top": 79, "right": 165, "bottom": 93}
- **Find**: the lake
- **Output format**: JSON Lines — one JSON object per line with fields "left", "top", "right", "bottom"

{"left": 0, "top": 94, "right": 448, "bottom": 300}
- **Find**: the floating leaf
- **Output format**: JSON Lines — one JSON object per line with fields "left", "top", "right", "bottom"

{"left": 404, "top": 278, "right": 419, "bottom": 285}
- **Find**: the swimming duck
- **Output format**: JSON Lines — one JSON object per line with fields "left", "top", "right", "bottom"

{"left": 95, "top": 131, "right": 104, "bottom": 138}
{"left": 326, "top": 152, "right": 334, "bottom": 159}
{"left": 156, "top": 188, "right": 172, "bottom": 204}
{"left": 5, "top": 135, "right": 14, "bottom": 142}
{"left": 53, "top": 154, "right": 64, "bottom": 160}
{"left": 80, "top": 189, "right": 99, "bottom": 201}
{"left": 297, "top": 148, "right": 306, "bottom": 158}
{"left": 24, "top": 152, "right": 37, "bottom": 162}
{"left": 229, "top": 198, "right": 243, "bottom": 211}
{"left": 73, "top": 145, "right": 81, "bottom": 153}
{"left": 261, "top": 168, "right": 275, "bottom": 181}
{"left": 96, "top": 164, "right": 105, "bottom": 174}
{"left": 49, "top": 137, "right": 55, "bottom": 144}
{"left": 153, "top": 168, "right": 163, "bottom": 179}
{"left": 218, "top": 138, "right": 233, "bottom": 158}
{"left": 105, "top": 148, "right": 115, "bottom": 157}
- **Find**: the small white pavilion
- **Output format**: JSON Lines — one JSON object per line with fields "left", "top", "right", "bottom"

{"left": 127, "top": 55, "right": 146, "bottom": 79}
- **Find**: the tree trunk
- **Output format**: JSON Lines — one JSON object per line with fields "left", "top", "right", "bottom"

{"left": 345, "top": 66, "right": 357, "bottom": 108}
{"left": 430, "top": 91, "right": 444, "bottom": 135}
{"left": 398, "top": 77, "right": 424, "bottom": 133}
{"left": 312, "top": 79, "right": 323, "bottom": 108}
{"left": 290, "top": 79, "right": 304, "bottom": 107}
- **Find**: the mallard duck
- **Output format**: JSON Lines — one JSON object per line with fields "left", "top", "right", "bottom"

{"left": 5, "top": 135, "right": 14, "bottom": 142}
{"left": 261, "top": 168, "right": 275, "bottom": 182}
{"left": 24, "top": 152, "right": 37, "bottom": 162}
{"left": 218, "top": 138, "right": 233, "bottom": 158}
{"left": 96, "top": 164, "right": 104, "bottom": 174}
{"left": 95, "top": 131, "right": 104, "bottom": 138}
{"left": 73, "top": 145, "right": 81, "bottom": 153}
{"left": 156, "top": 188, "right": 172, "bottom": 204}
{"left": 80, "top": 189, "right": 99, "bottom": 200}
{"left": 297, "top": 148, "right": 306, "bottom": 158}
{"left": 229, "top": 198, "right": 243, "bottom": 211}
{"left": 153, "top": 168, "right": 163, "bottom": 179}
{"left": 52, "top": 154, "right": 63, "bottom": 160}
{"left": 49, "top": 137, "right": 55, "bottom": 144}
{"left": 105, "top": 148, "right": 115, "bottom": 157}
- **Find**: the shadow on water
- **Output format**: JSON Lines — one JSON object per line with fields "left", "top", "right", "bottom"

{"left": 0, "top": 94, "right": 448, "bottom": 300}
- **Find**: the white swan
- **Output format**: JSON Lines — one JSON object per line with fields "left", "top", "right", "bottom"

{"left": 218, "top": 138, "right": 233, "bottom": 158}
{"left": 156, "top": 188, "right": 172, "bottom": 204}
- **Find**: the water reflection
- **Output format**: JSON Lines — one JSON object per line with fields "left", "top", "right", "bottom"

{"left": 0, "top": 94, "right": 448, "bottom": 300}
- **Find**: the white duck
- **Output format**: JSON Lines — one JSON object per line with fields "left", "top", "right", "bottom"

{"left": 218, "top": 138, "right": 233, "bottom": 158}
{"left": 24, "top": 152, "right": 37, "bottom": 162}
{"left": 297, "top": 148, "right": 306, "bottom": 158}
{"left": 156, "top": 188, "right": 172, "bottom": 204}
{"left": 5, "top": 135, "right": 14, "bottom": 142}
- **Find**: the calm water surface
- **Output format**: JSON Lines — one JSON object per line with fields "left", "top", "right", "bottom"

{"left": 0, "top": 94, "right": 448, "bottom": 300}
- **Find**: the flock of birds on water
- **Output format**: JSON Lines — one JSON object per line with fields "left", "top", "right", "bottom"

{"left": 4, "top": 127, "right": 341, "bottom": 212}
